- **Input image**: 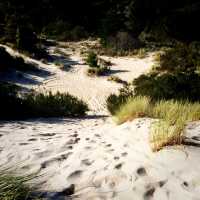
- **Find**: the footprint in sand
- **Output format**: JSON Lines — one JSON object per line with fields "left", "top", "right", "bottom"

{"left": 81, "top": 159, "right": 94, "bottom": 166}
{"left": 19, "top": 143, "right": 29, "bottom": 146}
{"left": 70, "top": 133, "right": 78, "bottom": 138}
{"left": 85, "top": 146, "right": 92, "bottom": 150}
{"left": 121, "top": 152, "right": 128, "bottom": 157}
{"left": 41, "top": 152, "right": 72, "bottom": 169}
{"left": 95, "top": 134, "right": 101, "bottom": 138}
{"left": 39, "top": 133, "right": 56, "bottom": 137}
{"left": 68, "top": 170, "right": 83, "bottom": 180}
{"left": 115, "top": 163, "right": 123, "bottom": 170}
{"left": 137, "top": 167, "right": 147, "bottom": 176}
{"left": 28, "top": 138, "right": 37, "bottom": 142}
{"left": 114, "top": 156, "right": 120, "bottom": 160}
{"left": 143, "top": 187, "right": 155, "bottom": 200}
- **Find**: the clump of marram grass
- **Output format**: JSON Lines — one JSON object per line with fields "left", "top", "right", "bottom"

{"left": 114, "top": 96, "right": 150, "bottom": 124}
{"left": 112, "top": 96, "right": 200, "bottom": 151}
{"left": 0, "top": 169, "right": 40, "bottom": 200}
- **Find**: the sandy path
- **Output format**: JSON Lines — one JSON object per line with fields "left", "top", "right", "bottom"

{"left": 1, "top": 42, "right": 200, "bottom": 200}
{"left": 35, "top": 46, "right": 154, "bottom": 114}
{"left": 1, "top": 119, "right": 200, "bottom": 200}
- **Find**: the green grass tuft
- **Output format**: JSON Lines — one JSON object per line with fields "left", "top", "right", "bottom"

{"left": 0, "top": 169, "right": 40, "bottom": 200}
{"left": 113, "top": 96, "right": 200, "bottom": 151}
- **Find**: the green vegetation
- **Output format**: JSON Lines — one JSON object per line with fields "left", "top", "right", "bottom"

{"left": 107, "top": 42, "right": 200, "bottom": 151}
{"left": 87, "top": 66, "right": 109, "bottom": 76}
{"left": 107, "top": 76, "right": 128, "bottom": 85}
{"left": 86, "top": 52, "right": 98, "bottom": 68}
{"left": 154, "top": 43, "right": 200, "bottom": 73}
{"left": 86, "top": 52, "right": 110, "bottom": 76}
{"left": 1, "top": 0, "right": 200, "bottom": 51}
{"left": 0, "top": 47, "right": 38, "bottom": 72}
{"left": 134, "top": 43, "right": 200, "bottom": 102}
{"left": 114, "top": 96, "right": 150, "bottom": 124}
{"left": 133, "top": 72, "right": 200, "bottom": 102}
{"left": 0, "top": 169, "right": 40, "bottom": 200}
{"left": 0, "top": 82, "right": 89, "bottom": 120}
{"left": 113, "top": 96, "right": 200, "bottom": 151}
{"left": 106, "top": 85, "right": 134, "bottom": 115}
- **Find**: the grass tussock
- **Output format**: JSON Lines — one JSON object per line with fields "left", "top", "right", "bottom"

{"left": 113, "top": 96, "right": 200, "bottom": 151}
{"left": 114, "top": 96, "right": 150, "bottom": 124}
{"left": 0, "top": 169, "right": 39, "bottom": 200}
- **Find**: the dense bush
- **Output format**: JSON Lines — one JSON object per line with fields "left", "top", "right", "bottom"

{"left": 0, "top": 82, "right": 89, "bottom": 120}
{"left": 86, "top": 52, "right": 98, "bottom": 68}
{"left": 99, "top": 32, "right": 143, "bottom": 56}
{"left": 106, "top": 85, "right": 134, "bottom": 115}
{"left": 43, "top": 21, "right": 88, "bottom": 41}
{"left": 133, "top": 72, "right": 200, "bottom": 102}
{"left": 0, "top": 47, "right": 38, "bottom": 72}
{"left": 23, "top": 91, "right": 89, "bottom": 118}
{"left": 154, "top": 43, "right": 200, "bottom": 73}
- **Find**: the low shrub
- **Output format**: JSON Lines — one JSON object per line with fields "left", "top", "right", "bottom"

{"left": 107, "top": 75, "right": 128, "bottom": 85}
{"left": 86, "top": 52, "right": 111, "bottom": 76}
{"left": 154, "top": 43, "right": 200, "bottom": 73}
{"left": 0, "top": 82, "right": 89, "bottom": 120}
{"left": 23, "top": 91, "right": 89, "bottom": 118}
{"left": 133, "top": 72, "right": 200, "bottom": 102}
{"left": 86, "top": 52, "right": 98, "bottom": 68}
{"left": 87, "top": 66, "right": 110, "bottom": 76}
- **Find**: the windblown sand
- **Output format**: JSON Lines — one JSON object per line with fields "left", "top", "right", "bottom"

{"left": 0, "top": 42, "right": 200, "bottom": 200}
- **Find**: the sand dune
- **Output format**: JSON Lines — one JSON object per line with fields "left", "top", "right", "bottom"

{"left": 1, "top": 42, "right": 200, "bottom": 200}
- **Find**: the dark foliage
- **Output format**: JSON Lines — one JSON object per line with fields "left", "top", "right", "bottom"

{"left": 155, "top": 43, "right": 200, "bottom": 73}
{"left": 133, "top": 72, "right": 200, "bottom": 102}
{"left": 106, "top": 86, "right": 134, "bottom": 115}
{"left": 86, "top": 52, "right": 98, "bottom": 68}
{"left": 0, "top": 82, "right": 89, "bottom": 120}
{"left": 0, "top": 0, "right": 200, "bottom": 45}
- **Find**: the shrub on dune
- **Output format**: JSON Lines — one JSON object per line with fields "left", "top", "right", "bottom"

{"left": 0, "top": 82, "right": 89, "bottom": 120}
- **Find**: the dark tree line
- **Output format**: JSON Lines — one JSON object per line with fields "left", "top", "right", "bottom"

{"left": 0, "top": 0, "right": 200, "bottom": 49}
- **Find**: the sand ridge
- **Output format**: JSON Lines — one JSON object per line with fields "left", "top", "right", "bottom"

{"left": 1, "top": 42, "right": 200, "bottom": 200}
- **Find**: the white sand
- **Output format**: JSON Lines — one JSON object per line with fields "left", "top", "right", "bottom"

{"left": 0, "top": 42, "right": 200, "bottom": 200}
